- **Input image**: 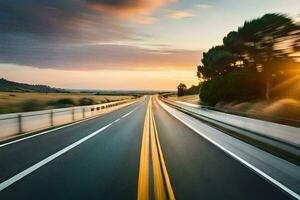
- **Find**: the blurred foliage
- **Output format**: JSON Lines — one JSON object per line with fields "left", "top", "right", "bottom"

{"left": 197, "top": 13, "right": 300, "bottom": 105}
{"left": 78, "top": 97, "right": 96, "bottom": 106}
{"left": 177, "top": 84, "right": 200, "bottom": 97}
{"left": 200, "top": 69, "right": 263, "bottom": 106}
{"left": 177, "top": 83, "right": 187, "bottom": 97}
{"left": 21, "top": 100, "right": 44, "bottom": 112}
{"left": 47, "top": 98, "right": 76, "bottom": 107}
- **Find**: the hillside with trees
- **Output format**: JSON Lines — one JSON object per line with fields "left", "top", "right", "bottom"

{"left": 0, "top": 78, "right": 66, "bottom": 93}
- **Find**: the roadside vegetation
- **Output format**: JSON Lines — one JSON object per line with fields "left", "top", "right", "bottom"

{"left": 177, "top": 84, "right": 200, "bottom": 97}
{"left": 176, "top": 13, "right": 300, "bottom": 121}
{"left": 167, "top": 94, "right": 200, "bottom": 105}
{"left": 0, "top": 92, "right": 133, "bottom": 114}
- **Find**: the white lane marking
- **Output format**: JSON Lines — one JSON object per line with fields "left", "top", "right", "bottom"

{"left": 121, "top": 109, "right": 135, "bottom": 118}
{"left": 114, "top": 119, "right": 121, "bottom": 123}
{"left": 0, "top": 102, "right": 139, "bottom": 148}
{"left": 0, "top": 124, "right": 111, "bottom": 191}
{"left": 0, "top": 107, "right": 138, "bottom": 191}
{"left": 158, "top": 99, "right": 300, "bottom": 200}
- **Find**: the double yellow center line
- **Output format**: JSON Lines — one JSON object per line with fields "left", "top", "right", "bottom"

{"left": 138, "top": 97, "right": 176, "bottom": 200}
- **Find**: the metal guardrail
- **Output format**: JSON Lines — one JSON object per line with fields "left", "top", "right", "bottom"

{"left": 161, "top": 98, "right": 300, "bottom": 148}
{"left": 201, "top": 105, "right": 300, "bottom": 128}
{"left": 170, "top": 100, "right": 300, "bottom": 128}
{"left": 0, "top": 99, "right": 132, "bottom": 140}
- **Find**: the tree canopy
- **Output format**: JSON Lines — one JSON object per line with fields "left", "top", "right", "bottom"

{"left": 197, "top": 13, "right": 300, "bottom": 104}
{"left": 177, "top": 83, "right": 187, "bottom": 97}
{"left": 198, "top": 45, "right": 238, "bottom": 79}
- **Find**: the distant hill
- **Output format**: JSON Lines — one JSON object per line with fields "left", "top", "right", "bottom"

{"left": 0, "top": 78, "right": 67, "bottom": 92}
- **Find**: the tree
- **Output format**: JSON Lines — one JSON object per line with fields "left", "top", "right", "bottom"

{"left": 177, "top": 83, "right": 187, "bottom": 97}
{"left": 197, "top": 45, "right": 238, "bottom": 79}
{"left": 196, "top": 13, "right": 300, "bottom": 103}
{"left": 185, "top": 85, "right": 200, "bottom": 95}
{"left": 237, "top": 13, "right": 299, "bottom": 100}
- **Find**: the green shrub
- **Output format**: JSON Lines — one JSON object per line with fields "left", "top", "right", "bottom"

{"left": 21, "top": 100, "right": 44, "bottom": 112}
{"left": 200, "top": 69, "right": 263, "bottom": 105}
{"left": 79, "top": 98, "right": 95, "bottom": 106}
{"left": 47, "top": 98, "right": 75, "bottom": 107}
{"left": 56, "top": 98, "right": 75, "bottom": 106}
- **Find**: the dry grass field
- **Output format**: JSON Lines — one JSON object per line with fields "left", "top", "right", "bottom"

{"left": 0, "top": 92, "right": 134, "bottom": 114}
{"left": 167, "top": 94, "right": 200, "bottom": 105}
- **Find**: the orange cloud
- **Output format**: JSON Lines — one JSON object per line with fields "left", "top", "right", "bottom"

{"left": 194, "top": 4, "right": 211, "bottom": 9}
{"left": 87, "top": 0, "right": 177, "bottom": 25}
{"left": 87, "top": 0, "right": 176, "bottom": 16}
{"left": 165, "top": 10, "right": 195, "bottom": 19}
{"left": 131, "top": 15, "right": 157, "bottom": 24}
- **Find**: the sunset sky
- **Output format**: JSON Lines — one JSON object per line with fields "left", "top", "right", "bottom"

{"left": 0, "top": 0, "right": 299, "bottom": 90}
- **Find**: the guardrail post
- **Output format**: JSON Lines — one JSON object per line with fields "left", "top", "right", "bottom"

{"left": 72, "top": 108, "right": 75, "bottom": 121}
{"left": 82, "top": 108, "right": 85, "bottom": 119}
{"left": 18, "top": 114, "right": 23, "bottom": 134}
{"left": 50, "top": 110, "right": 54, "bottom": 127}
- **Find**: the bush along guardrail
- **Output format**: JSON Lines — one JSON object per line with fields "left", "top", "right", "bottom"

{"left": 0, "top": 99, "right": 133, "bottom": 140}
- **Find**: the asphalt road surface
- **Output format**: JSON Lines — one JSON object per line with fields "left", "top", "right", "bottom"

{"left": 0, "top": 96, "right": 298, "bottom": 200}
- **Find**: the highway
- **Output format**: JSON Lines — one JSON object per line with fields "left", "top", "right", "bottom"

{"left": 0, "top": 96, "right": 298, "bottom": 200}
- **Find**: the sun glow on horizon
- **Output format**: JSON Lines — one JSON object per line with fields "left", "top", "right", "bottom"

{"left": 0, "top": 65, "right": 198, "bottom": 90}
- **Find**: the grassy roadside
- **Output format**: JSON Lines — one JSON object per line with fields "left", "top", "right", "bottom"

{"left": 0, "top": 92, "right": 134, "bottom": 114}
{"left": 167, "top": 94, "right": 200, "bottom": 105}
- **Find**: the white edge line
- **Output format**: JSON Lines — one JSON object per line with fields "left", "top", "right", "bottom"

{"left": 157, "top": 99, "right": 300, "bottom": 200}
{"left": 0, "top": 107, "right": 138, "bottom": 191}
{"left": 114, "top": 119, "right": 121, "bottom": 123}
{"left": 0, "top": 101, "right": 139, "bottom": 148}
